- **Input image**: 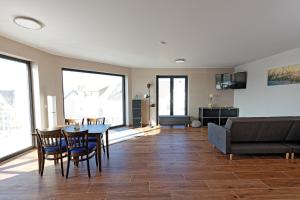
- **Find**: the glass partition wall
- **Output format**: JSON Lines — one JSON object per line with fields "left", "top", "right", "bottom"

{"left": 0, "top": 55, "right": 33, "bottom": 160}
{"left": 62, "top": 69, "right": 125, "bottom": 127}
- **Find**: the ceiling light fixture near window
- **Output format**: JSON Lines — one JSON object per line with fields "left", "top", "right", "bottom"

{"left": 160, "top": 41, "right": 167, "bottom": 45}
{"left": 175, "top": 58, "right": 186, "bottom": 63}
{"left": 13, "top": 16, "right": 44, "bottom": 30}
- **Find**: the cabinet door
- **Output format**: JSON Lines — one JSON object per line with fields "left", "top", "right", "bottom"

{"left": 220, "top": 108, "right": 238, "bottom": 117}
{"left": 132, "top": 100, "right": 141, "bottom": 109}
{"left": 133, "top": 118, "right": 142, "bottom": 128}
{"left": 203, "top": 118, "right": 220, "bottom": 126}
{"left": 203, "top": 109, "right": 220, "bottom": 117}
{"left": 220, "top": 118, "right": 228, "bottom": 126}
{"left": 132, "top": 109, "right": 141, "bottom": 118}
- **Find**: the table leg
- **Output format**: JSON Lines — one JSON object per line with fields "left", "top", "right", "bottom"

{"left": 106, "top": 130, "right": 109, "bottom": 159}
{"left": 97, "top": 135, "right": 102, "bottom": 172}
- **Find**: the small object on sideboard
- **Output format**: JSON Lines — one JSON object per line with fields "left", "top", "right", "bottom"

{"left": 199, "top": 107, "right": 239, "bottom": 127}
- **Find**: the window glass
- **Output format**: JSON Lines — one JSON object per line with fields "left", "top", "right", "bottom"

{"left": 0, "top": 57, "right": 32, "bottom": 159}
{"left": 63, "top": 70, "right": 125, "bottom": 126}
{"left": 173, "top": 78, "right": 186, "bottom": 115}
{"left": 158, "top": 78, "right": 171, "bottom": 115}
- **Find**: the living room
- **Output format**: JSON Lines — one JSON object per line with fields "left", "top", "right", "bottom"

{"left": 1, "top": 1, "right": 300, "bottom": 199}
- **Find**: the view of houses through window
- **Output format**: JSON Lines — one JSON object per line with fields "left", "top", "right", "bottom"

{"left": 62, "top": 69, "right": 125, "bottom": 127}
{"left": 0, "top": 56, "right": 32, "bottom": 159}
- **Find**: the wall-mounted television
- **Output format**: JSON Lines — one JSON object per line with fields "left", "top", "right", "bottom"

{"left": 216, "top": 72, "right": 247, "bottom": 90}
{"left": 231, "top": 72, "right": 247, "bottom": 89}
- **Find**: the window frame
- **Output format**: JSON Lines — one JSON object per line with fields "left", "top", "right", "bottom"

{"left": 156, "top": 75, "right": 188, "bottom": 123}
{"left": 0, "top": 54, "right": 35, "bottom": 162}
{"left": 61, "top": 68, "right": 126, "bottom": 128}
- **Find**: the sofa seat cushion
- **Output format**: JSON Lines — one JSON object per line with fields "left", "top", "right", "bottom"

{"left": 231, "top": 143, "right": 290, "bottom": 154}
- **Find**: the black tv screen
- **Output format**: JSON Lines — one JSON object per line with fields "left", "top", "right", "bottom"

{"left": 231, "top": 72, "right": 247, "bottom": 89}
{"left": 215, "top": 72, "right": 247, "bottom": 90}
{"left": 216, "top": 73, "right": 232, "bottom": 90}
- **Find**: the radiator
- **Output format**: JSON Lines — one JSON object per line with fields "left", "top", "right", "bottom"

{"left": 159, "top": 115, "right": 190, "bottom": 126}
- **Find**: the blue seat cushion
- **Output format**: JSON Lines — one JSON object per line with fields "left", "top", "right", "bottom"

{"left": 60, "top": 139, "right": 67, "bottom": 147}
{"left": 44, "top": 145, "right": 67, "bottom": 153}
{"left": 70, "top": 143, "right": 97, "bottom": 154}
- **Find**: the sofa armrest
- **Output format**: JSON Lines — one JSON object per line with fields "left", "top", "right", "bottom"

{"left": 208, "top": 123, "right": 231, "bottom": 154}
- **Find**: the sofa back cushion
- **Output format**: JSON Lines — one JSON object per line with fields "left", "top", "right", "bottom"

{"left": 255, "top": 121, "right": 293, "bottom": 142}
{"left": 228, "top": 117, "right": 294, "bottom": 142}
{"left": 230, "top": 121, "right": 259, "bottom": 142}
{"left": 286, "top": 120, "right": 300, "bottom": 142}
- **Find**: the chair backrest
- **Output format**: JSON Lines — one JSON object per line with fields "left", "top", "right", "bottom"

{"left": 36, "top": 128, "right": 62, "bottom": 148}
{"left": 97, "top": 117, "right": 105, "bottom": 124}
{"left": 65, "top": 119, "right": 77, "bottom": 125}
{"left": 65, "top": 118, "right": 85, "bottom": 125}
{"left": 63, "top": 130, "right": 89, "bottom": 150}
{"left": 87, "top": 117, "right": 105, "bottom": 125}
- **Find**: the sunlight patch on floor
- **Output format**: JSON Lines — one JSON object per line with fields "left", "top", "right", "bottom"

{"left": 0, "top": 151, "right": 39, "bottom": 180}
{"left": 0, "top": 172, "right": 18, "bottom": 180}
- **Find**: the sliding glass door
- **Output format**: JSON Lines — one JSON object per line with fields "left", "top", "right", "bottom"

{"left": 0, "top": 55, "right": 33, "bottom": 160}
{"left": 62, "top": 69, "right": 125, "bottom": 127}
{"left": 157, "top": 76, "right": 188, "bottom": 116}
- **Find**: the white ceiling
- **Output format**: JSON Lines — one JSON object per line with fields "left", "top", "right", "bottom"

{"left": 1, "top": 0, "right": 300, "bottom": 68}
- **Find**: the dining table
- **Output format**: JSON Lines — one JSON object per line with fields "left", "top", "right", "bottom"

{"left": 34, "top": 124, "right": 110, "bottom": 172}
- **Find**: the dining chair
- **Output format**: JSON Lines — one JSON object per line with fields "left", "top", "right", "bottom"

{"left": 63, "top": 129, "right": 97, "bottom": 178}
{"left": 65, "top": 118, "right": 85, "bottom": 125}
{"left": 36, "top": 128, "right": 67, "bottom": 176}
{"left": 87, "top": 117, "right": 106, "bottom": 153}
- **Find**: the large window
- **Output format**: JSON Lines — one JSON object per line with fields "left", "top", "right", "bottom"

{"left": 62, "top": 69, "right": 125, "bottom": 127}
{"left": 0, "top": 55, "right": 33, "bottom": 160}
{"left": 157, "top": 76, "right": 188, "bottom": 116}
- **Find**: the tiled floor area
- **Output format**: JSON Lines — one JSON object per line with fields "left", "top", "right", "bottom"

{"left": 1, "top": 127, "right": 300, "bottom": 199}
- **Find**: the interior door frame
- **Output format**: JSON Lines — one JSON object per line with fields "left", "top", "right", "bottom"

{"left": 156, "top": 75, "right": 188, "bottom": 125}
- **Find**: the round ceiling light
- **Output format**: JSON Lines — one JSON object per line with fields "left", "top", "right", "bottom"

{"left": 13, "top": 16, "right": 44, "bottom": 30}
{"left": 175, "top": 58, "right": 186, "bottom": 63}
{"left": 160, "top": 41, "right": 167, "bottom": 45}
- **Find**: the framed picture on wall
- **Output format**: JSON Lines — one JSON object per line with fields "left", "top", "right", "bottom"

{"left": 267, "top": 64, "right": 300, "bottom": 86}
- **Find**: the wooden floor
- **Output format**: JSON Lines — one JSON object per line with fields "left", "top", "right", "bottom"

{"left": 1, "top": 127, "right": 300, "bottom": 199}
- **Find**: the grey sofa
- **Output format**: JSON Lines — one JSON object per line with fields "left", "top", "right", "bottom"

{"left": 208, "top": 117, "right": 300, "bottom": 159}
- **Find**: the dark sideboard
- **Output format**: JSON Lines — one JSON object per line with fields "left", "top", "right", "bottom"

{"left": 199, "top": 107, "right": 239, "bottom": 127}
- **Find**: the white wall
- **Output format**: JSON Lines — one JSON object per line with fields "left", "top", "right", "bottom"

{"left": 0, "top": 36, "right": 132, "bottom": 128}
{"left": 0, "top": 36, "right": 234, "bottom": 128}
{"left": 234, "top": 47, "right": 300, "bottom": 117}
